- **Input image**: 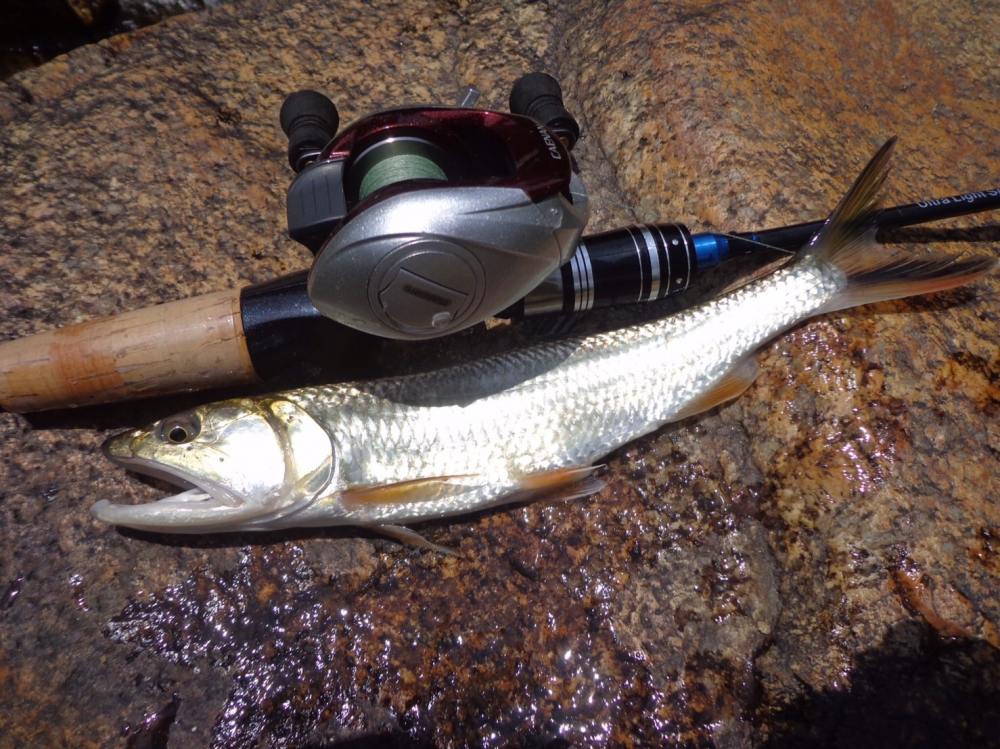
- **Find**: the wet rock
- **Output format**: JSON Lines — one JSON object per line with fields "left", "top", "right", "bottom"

{"left": 0, "top": 1, "right": 997, "bottom": 747}
{"left": 124, "top": 694, "right": 180, "bottom": 749}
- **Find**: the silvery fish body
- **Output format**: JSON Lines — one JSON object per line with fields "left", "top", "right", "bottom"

{"left": 281, "top": 263, "right": 827, "bottom": 526}
{"left": 92, "top": 140, "right": 993, "bottom": 541}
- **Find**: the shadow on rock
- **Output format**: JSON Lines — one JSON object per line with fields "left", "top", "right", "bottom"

{"left": 761, "top": 620, "right": 1000, "bottom": 749}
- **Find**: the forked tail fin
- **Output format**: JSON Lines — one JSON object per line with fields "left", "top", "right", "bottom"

{"left": 805, "top": 137, "right": 995, "bottom": 313}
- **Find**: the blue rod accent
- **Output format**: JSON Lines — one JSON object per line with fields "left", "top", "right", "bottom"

{"left": 691, "top": 232, "right": 730, "bottom": 268}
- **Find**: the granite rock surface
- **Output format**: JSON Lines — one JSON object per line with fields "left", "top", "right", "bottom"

{"left": 0, "top": 1, "right": 998, "bottom": 747}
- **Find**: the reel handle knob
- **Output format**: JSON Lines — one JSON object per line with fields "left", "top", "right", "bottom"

{"left": 509, "top": 72, "right": 580, "bottom": 149}
{"left": 280, "top": 90, "right": 340, "bottom": 173}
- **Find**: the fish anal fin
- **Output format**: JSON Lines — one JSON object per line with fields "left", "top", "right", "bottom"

{"left": 341, "top": 474, "right": 476, "bottom": 507}
{"left": 535, "top": 475, "right": 607, "bottom": 503}
{"left": 516, "top": 464, "right": 602, "bottom": 493}
{"left": 374, "top": 524, "right": 459, "bottom": 556}
{"left": 673, "top": 357, "right": 758, "bottom": 421}
{"left": 500, "top": 465, "right": 607, "bottom": 507}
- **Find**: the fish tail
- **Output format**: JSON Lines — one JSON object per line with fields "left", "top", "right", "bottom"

{"left": 805, "top": 137, "right": 995, "bottom": 313}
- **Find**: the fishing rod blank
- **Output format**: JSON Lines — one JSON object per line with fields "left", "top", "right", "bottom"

{"left": 728, "top": 188, "right": 1000, "bottom": 257}
{"left": 511, "top": 187, "right": 1000, "bottom": 317}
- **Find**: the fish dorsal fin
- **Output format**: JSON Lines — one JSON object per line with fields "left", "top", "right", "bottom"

{"left": 342, "top": 475, "right": 477, "bottom": 506}
{"left": 672, "top": 356, "right": 758, "bottom": 421}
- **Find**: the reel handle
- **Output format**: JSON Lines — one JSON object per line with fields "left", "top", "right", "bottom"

{"left": 509, "top": 72, "right": 580, "bottom": 148}
{"left": 280, "top": 90, "right": 339, "bottom": 173}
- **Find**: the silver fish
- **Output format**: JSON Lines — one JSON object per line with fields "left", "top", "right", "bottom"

{"left": 92, "top": 139, "right": 994, "bottom": 547}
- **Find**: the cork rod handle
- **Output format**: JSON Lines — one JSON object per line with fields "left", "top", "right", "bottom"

{"left": 0, "top": 290, "right": 259, "bottom": 413}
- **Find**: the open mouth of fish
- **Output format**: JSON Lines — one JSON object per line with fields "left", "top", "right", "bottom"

{"left": 91, "top": 437, "right": 255, "bottom": 531}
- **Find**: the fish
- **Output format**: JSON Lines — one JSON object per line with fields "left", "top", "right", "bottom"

{"left": 92, "top": 139, "right": 995, "bottom": 547}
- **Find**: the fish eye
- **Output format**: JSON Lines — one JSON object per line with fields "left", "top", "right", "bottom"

{"left": 157, "top": 414, "right": 201, "bottom": 444}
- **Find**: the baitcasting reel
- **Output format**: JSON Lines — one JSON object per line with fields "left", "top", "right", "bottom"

{"left": 280, "top": 73, "right": 589, "bottom": 340}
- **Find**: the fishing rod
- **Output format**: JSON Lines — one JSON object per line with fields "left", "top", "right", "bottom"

{"left": 1, "top": 187, "right": 993, "bottom": 414}
{"left": 236, "top": 188, "right": 999, "bottom": 377}
{"left": 0, "top": 74, "right": 996, "bottom": 413}
{"left": 507, "top": 187, "right": 1000, "bottom": 317}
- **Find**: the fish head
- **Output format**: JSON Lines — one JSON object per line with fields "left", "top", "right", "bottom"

{"left": 92, "top": 397, "right": 335, "bottom": 532}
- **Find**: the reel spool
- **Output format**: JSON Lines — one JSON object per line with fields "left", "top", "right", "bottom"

{"left": 281, "top": 74, "right": 589, "bottom": 341}
{"left": 349, "top": 136, "right": 449, "bottom": 201}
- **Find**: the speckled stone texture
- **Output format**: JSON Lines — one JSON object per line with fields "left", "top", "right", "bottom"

{"left": 1, "top": 1, "right": 998, "bottom": 747}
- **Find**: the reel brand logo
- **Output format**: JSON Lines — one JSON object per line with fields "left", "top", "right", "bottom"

{"left": 536, "top": 124, "right": 563, "bottom": 160}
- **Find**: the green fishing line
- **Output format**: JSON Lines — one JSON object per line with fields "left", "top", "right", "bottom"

{"left": 358, "top": 152, "right": 447, "bottom": 200}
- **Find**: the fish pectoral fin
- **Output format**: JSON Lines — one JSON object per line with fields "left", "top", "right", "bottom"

{"left": 359, "top": 467, "right": 607, "bottom": 555}
{"left": 341, "top": 474, "right": 478, "bottom": 507}
{"left": 372, "top": 524, "right": 460, "bottom": 556}
{"left": 672, "top": 356, "right": 758, "bottom": 421}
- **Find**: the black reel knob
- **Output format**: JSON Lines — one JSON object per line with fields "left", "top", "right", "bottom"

{"left": 509, "top": 72, "right": 580, "bottom": 149}
{"left": 280, "top": 90, "right": 340, "bottom": 173}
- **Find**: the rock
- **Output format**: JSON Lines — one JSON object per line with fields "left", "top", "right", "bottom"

{"left": 3, "top": 0, "right": 113, "bottom": 29}
{"left": 0, "top": 1, "right": 997, "bottom": 747}
{"left": 116, "top": 0, "right": 229, "bottom": 27}
{"left": 0, "top": 0, "right": 117, "bottom": 78}
{"left": 1, "top": 0, "right": 234, "bottom": 79}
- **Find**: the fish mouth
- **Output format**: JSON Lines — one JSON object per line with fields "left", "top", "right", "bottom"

{"left": 91, "top": 434, "right": 259, "bottom": 533}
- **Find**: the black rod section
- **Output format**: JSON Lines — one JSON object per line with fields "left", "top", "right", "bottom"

{"left": 733, "top": 187, "right": 1000, "bottom": 253}
{"left": 240, "top": 271, "right": 377, "bottom": 384}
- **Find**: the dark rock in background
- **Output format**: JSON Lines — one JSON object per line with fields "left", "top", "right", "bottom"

{"left": 0, "top": 0, "right": 227, "bottom": 78}
{"left": 116, "top": 0, "right": 226, "bottom": 27}
{"left": 0, "top": 1, "right": 998, "bottom": 747}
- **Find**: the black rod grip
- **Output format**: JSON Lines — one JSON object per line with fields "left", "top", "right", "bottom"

{"left": 516, "top": 224, "right": 696, "bottom": 318}
{"left": 240, "top": 271, "right": 375, "bottom": 384}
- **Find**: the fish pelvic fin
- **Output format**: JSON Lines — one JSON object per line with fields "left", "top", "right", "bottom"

{"left": 672, "top": 356, "right": 758, "bottom": 421}
{"left": 805, "top": 137, "right": 996, "bottom": 314}
{"left": 373, "top": 524, "right": 460, "bottom": 556}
